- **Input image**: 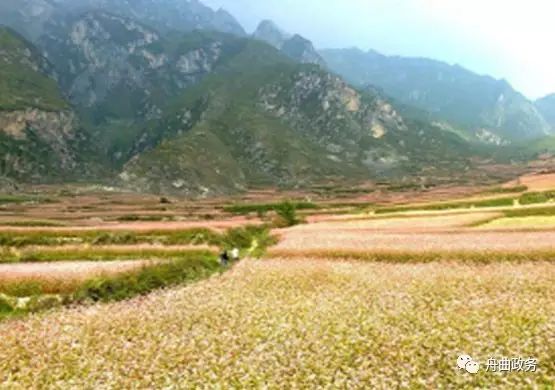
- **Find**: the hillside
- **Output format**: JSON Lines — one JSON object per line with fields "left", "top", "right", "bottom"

{"left": 120, "top": 39, "right": 477, "bottom": 195}
{"left": 39, "top": 11, "right": 252, "bottom": 166}
{"left": 0, "top": 27, "right": 90, "bottom": 181}
{"left": 0, "top": 0, "right": 245, "bottom": 42}
{"left": 0, "top": 4, "right": 541, "bottom": 195}
{"left": 536, "top": 94, "right": 555, "bottom": 131}
{"left": 253, "top": 20, "right": 325, "bottom": 67}
{"left": 321, "top": 48, "right": 551, "bottom": 143}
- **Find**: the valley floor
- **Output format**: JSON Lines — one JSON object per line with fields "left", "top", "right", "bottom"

{"left": 1, "top": 179, "right": 555, "bottom": 387}
{"left": 0, "top": 259, "right": 553, "bottom": 388}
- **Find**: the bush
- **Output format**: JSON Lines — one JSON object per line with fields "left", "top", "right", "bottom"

{"left": 274, "top": 201, "right": 301, "bottom": 227}
{"left": 0, "top": 294, "right": 14, "bottom": 313}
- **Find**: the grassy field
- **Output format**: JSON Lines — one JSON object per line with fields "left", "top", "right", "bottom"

{"left": 0, "top": 184, "right": 554, "bottom": 387}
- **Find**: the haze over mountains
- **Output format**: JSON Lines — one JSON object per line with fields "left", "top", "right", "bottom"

{"left": 0, "top": 0, "right": 554, "bottom": 195}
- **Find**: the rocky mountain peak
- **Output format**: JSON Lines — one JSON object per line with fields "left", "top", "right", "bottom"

{"left": 253, "top": 20, "right": 289, "bottom": 48}
{"left": 252, "top": 20, "right": 325, "bottom": 67}
{"left": 281, "top": 34, "right": 326, "bottom": 67}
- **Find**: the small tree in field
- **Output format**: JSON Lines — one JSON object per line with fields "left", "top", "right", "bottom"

{"left": 274, "top": 201, "right": 300, "bottom": 227}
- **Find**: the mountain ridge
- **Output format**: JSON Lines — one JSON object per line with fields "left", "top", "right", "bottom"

{"left": 253, "top": 20, "right": 325, "bottom": 67}
{"left": 320, "top": 47, "right": 552, "bottom": 143}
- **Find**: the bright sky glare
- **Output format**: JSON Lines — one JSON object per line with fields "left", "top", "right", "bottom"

{"left": 203, "top": 0, "right": 555, "bottom": 99}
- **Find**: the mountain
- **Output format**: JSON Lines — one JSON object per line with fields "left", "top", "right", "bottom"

{"left": 321, "top": 48, "right": 551, "bottom": 143}
{"left": 120, "top": 40, "right": 476, "bottom": 195}
{"left": 253, "top": 20, "right": 325, "bottom": 67}
{"left": 0, "top": 0, "right": 245, "bottom": 43}
{"left": 38, "top": 11, "right": 251, "bottom": 166}
{"left": 0, "top": 6, "right": 507, "bottom": 195}
{"left": 253, "top": 20, "right": 288, "bottom": 48}
{"left": 0, "top": 27, "right": 87, "bottom": 181}
{"left": 536, "top": 94, "right": 555, "bottom": 130}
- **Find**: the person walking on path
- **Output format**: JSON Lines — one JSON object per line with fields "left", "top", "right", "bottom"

{"left": 219, "top": 250, "right": 230, "bottom": 267}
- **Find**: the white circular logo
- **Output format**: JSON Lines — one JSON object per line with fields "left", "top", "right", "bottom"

{"left": 457, "top": 354, "right": 480, "bottom": 374}
{"left": 457, "top": 355, "right": 472, "bottom": 370}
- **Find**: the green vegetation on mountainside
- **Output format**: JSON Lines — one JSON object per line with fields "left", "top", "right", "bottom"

{"left": 0, "top": 28, "right": 67, "bottom": 111}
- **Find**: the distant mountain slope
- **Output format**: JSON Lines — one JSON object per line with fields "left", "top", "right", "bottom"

{"left": 536, "top": 94, "right": 555, "bottom": 130}
{"left": 253, "top": 20, "right": 325, "bottom": 67}
{"left": 0, "top": 0, "right": 245, "bottom": 42}
{"left": 321, "top": 48, "right": 551, "bottom": 143}
{"left": 0, "top": 27, "right": 86, "bottom": 180}
{"left": 0, "top": 9, "right": 502, "bottom": 194}
{"left": 120, "top": 38, "right": 476, "bottom": 195}
{"left": 38, "top": 11, "right": 250, "bottom": 166}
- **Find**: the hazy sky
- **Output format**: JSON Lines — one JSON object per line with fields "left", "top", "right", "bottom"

{"left": 203, "top": 0, "right": 555, "bottom": 99}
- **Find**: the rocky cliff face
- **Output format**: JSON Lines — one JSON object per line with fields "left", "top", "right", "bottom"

{"left": 41, "top": 12, "right": 161, "bottom": 108}
{"left": 0, "top": 109, "right": 79, "bottom": 179}
{"left": 39, "top": 12, "right": 237, "bottom": 165}
{"left": 0, "top": 27, "right": 82, "bottom": 180}
{"left": 259, "top": 68, "right": 407, "bottom": 150}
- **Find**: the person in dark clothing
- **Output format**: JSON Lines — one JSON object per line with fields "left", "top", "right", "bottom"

{"left": 219, "top": 250, "right": 230, "bottom": 266}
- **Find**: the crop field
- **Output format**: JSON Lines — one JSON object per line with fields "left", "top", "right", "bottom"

{"left": 0, "top": 183, "right": 554, "bottom": 387}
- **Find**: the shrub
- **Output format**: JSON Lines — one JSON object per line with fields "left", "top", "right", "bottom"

{"left": 274, "top": 201, "right": 301, "bottom": 227}
{"left": 0, "top": 294, "right": 14, "bottom": 313}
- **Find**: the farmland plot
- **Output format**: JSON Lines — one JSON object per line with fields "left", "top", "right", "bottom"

{"left": 0, "top": 259, "right": 553, "bottom": 388}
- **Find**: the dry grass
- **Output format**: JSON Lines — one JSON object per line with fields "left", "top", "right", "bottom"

{"left": 0, "top": 259, "right": 552, "bottom": 388}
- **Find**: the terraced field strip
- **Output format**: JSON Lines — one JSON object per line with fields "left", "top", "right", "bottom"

{"left": 272, "top": 228, "right": 555, "bottom": 253}
{"left": 0, "top": 218, "right": 257, "bottom": 233}
{"left": 267, "top": 248, "right": 555, "bottom": 264}
{"left": 299, "top": 212, "right": 502, "bottom": 232}
{"left": 0, "top": 260, "right": 159, "bottom": 294}
{"left": 0, "top": 246, "right": 218, "bottom": 263}
{"left": 505, "top": 173, "right": 555, "bottom": 191}
{"left": 0, "top": 259, "right": 552, "bottom": 388}
{"left": 476, "top": 216, "right": 555, "bottom": 230}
